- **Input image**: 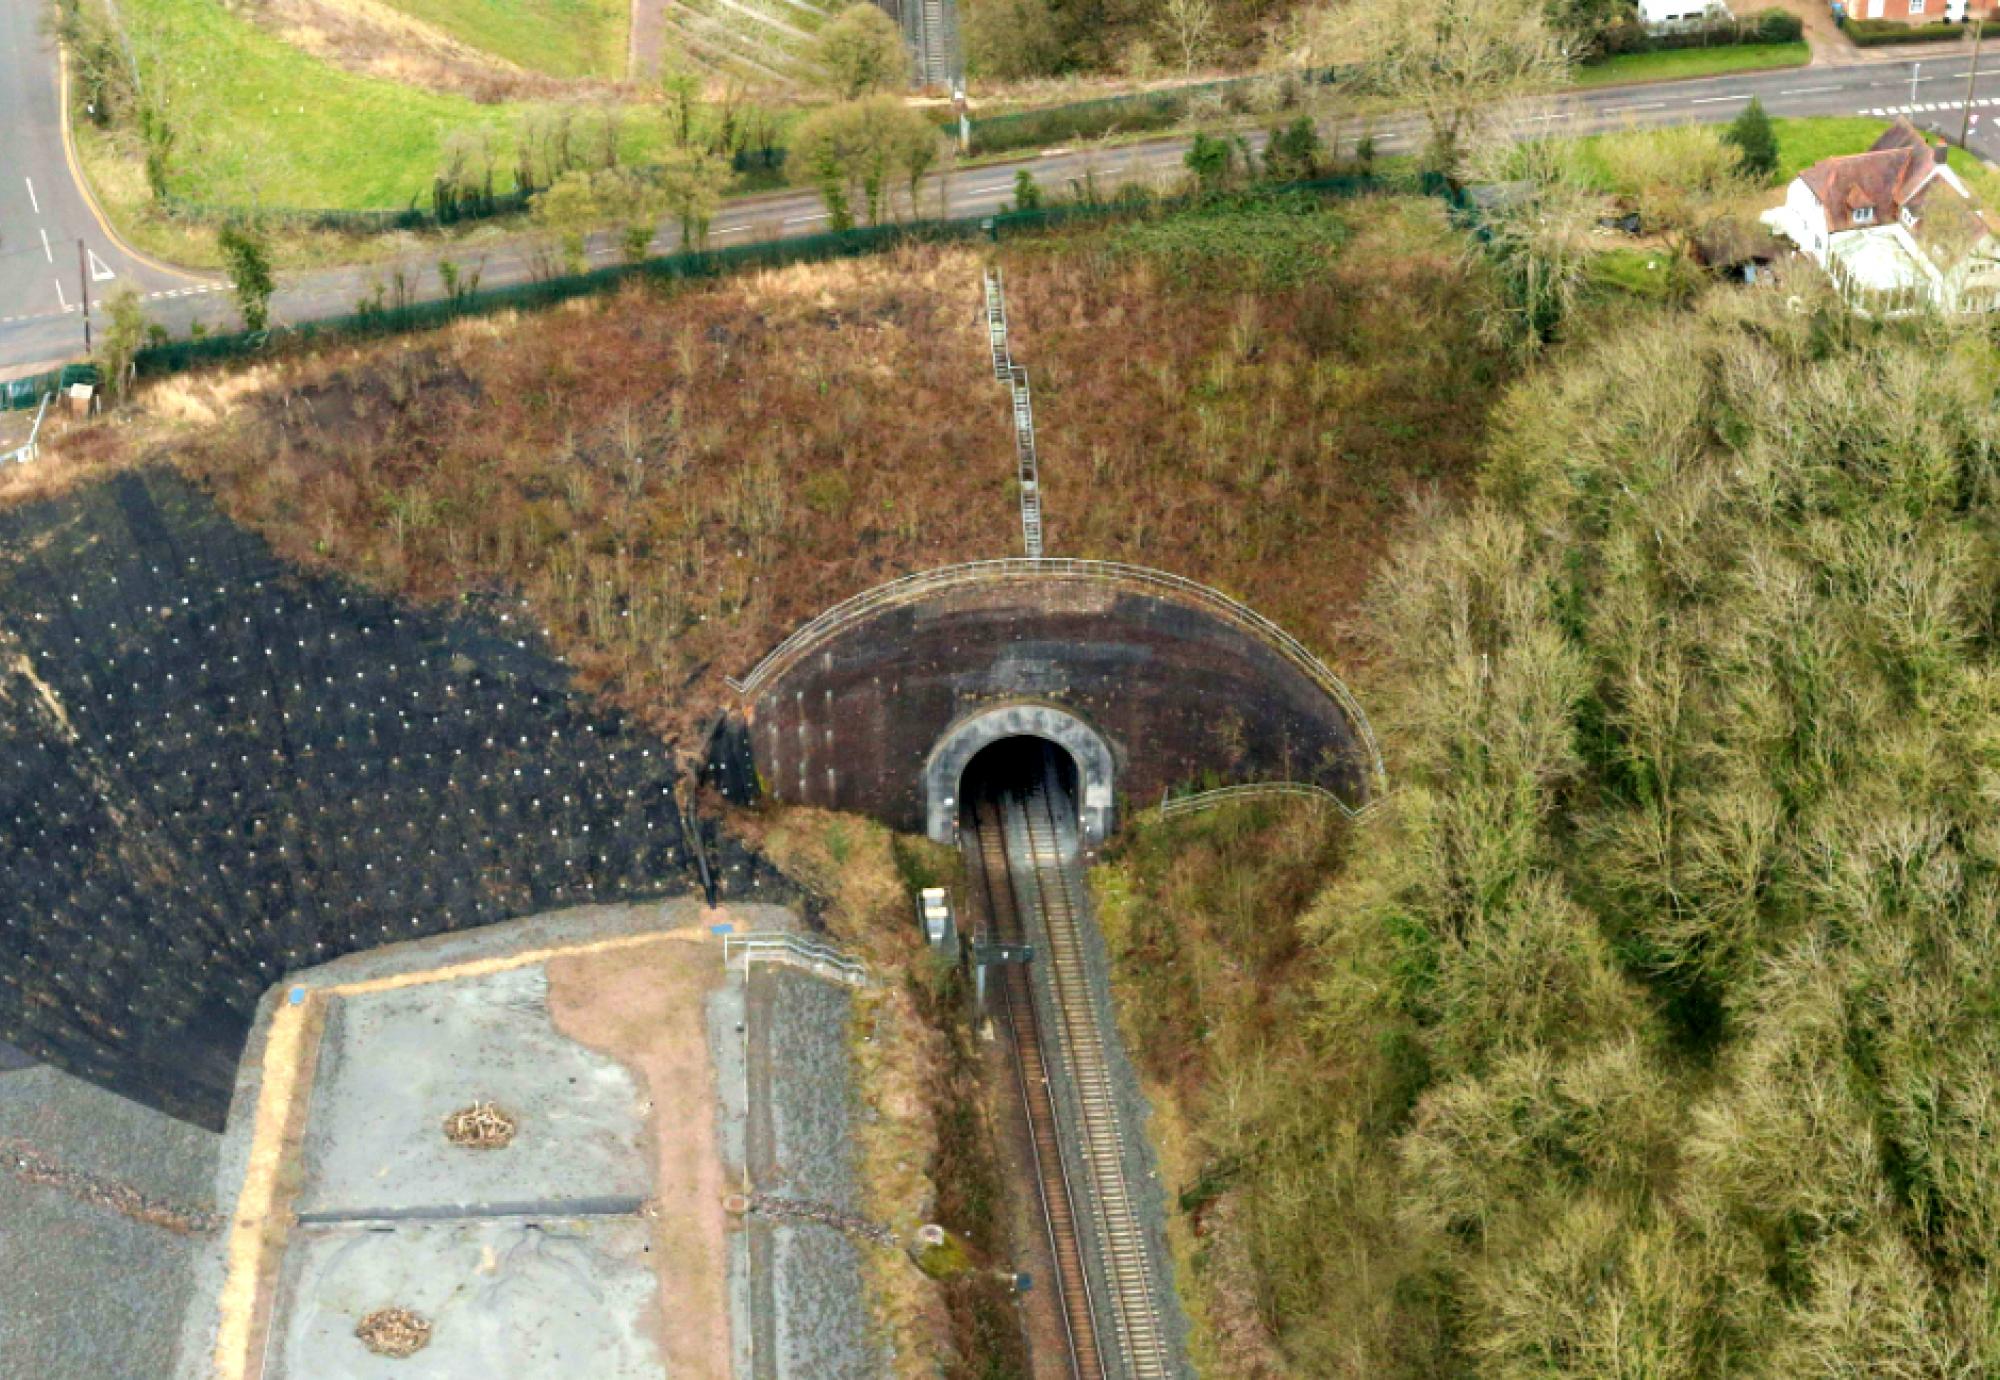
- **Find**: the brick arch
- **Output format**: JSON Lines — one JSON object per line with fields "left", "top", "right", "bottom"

{"left": 924, "top": 703, "right": 1116, "bottom": 845}
{"left": 716, "top": 560, "right": 1382, "bottom": 837}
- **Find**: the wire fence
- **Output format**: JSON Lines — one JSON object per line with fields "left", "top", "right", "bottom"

{"left": 1155, "top": 781, "right": 1383, "bottom": 821}
{"left": 1, "top": 392, "right": 52, "bottom": 466}
{"left": 0, "top": 167, "right": 1472, "bottom": 406}
{"left": 157, "top": 188, "right": 536, "bottom": 235}
{"left": 2, "top": 365, "right": 97, "bottom": 417}
{"left": 959, "top": 68, "right": 1343, "bottom": 156}
{"left": 724, "top": 555, "right": 1387, "bottom": 795}
{"left": 0, "top": 171, "right": 1463, "bottom": 410}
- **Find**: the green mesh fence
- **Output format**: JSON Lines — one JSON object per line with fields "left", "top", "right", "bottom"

{"left": 42, "top": 172, "right": 1450, "bottom": 397}
{"left": 961, "top": 69, "right": 1342, "bottom": 157}
{"left": 3, "top": 364, "right": 98, "bottom": 413}
{"left": 159, "top": 189, "right": 537, "bottom": 234}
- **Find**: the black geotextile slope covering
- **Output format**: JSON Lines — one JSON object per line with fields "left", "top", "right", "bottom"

{"left": 0, "top": 469, "right": 763, "bottom": 1129}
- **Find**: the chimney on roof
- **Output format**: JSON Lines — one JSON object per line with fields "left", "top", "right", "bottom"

{"left": 1936, "top": 138, "right": 1952, "bottom": 165}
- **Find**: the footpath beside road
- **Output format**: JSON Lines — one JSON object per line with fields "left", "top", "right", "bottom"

{"left": 6, "top": 48, "right": 2000, "bottom": 379}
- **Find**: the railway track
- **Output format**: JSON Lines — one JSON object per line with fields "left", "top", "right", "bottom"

{"left": 971, "top": 794, "right": 1105, "bottom": 1380}
{"left": 965, "top": 748, "right": 1174, "bottom": 1380}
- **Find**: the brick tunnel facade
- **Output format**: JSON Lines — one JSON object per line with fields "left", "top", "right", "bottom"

{"left": 711, "top": 565, "right": 1380, "bottom": 840}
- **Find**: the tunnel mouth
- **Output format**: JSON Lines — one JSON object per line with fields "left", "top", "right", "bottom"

{"left": 957, "top": 736, "right": 1080, "bottom": 833}
{"left": 924, "top": 703, "right": 1115, "bottom": 847}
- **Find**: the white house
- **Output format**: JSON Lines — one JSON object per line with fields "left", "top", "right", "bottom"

{"left": 1763, "top": 119, "right": 2000, "bottom": 313}
{"left": 1639, "top": 0, "right": 1731, "bottom": 27}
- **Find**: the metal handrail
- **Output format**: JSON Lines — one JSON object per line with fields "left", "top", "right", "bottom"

{"left": 722, "top": 931, "right": 870, "bottom": 985}
{"left": 724, "top": 558, "right": 1386, "bottom": 792}
{"left": 1156, "top": 780, "right": 1385, "bottom": 821}
{"left": 1, "top": 393, "right": 51, "bottom": 467}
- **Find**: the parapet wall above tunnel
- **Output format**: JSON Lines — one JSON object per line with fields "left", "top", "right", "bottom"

{"left": 718, "top": 562, "right": 1380, "bottom": 839}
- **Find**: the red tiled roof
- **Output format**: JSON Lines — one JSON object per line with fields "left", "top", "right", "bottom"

{"left": 1797, "top": 118, "right": 1955, "bottom": 233}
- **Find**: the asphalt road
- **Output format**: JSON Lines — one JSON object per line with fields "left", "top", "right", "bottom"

{"left": 0, "top": 0, "right": 199, "bottom": 373}
{"left": 6, "top": 33, "right": 2000, "bottom": 379}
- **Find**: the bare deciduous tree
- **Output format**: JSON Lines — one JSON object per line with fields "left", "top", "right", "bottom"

{"left": 1157, "top": 0, "right": 1218, "bottom": 73}
{"left": 1319, "top": 0, "right": 1572, "bottom": 179}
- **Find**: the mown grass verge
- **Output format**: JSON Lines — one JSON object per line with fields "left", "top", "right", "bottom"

{"left": 1571, "top": 40, "right": 1809, "bottom": 88}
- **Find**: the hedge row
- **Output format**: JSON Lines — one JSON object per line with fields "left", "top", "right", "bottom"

{"left": 1595, "top": 7, "right": 1804, "bottom": 56}
{"left": 962, "top": 70, "right": 1332, "bottom": 157}
{"left": 1844, "top": 15, "right": 1967, "bottom": 43}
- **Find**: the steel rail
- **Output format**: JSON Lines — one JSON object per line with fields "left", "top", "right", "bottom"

{"left": 967, "top": 794, "right": 1103, "bottom": 1380}
{"left": 1013, "top": 775, "right": 1172, "bottom": 1379}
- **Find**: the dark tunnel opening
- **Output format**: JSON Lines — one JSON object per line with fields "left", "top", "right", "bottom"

{"left": 957, "top": 736, "right": 1080, "bottom": 831}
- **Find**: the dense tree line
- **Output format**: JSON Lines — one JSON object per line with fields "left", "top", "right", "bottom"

{"left": 1147, "top": 294, "right": 2000, "bottom": 1374}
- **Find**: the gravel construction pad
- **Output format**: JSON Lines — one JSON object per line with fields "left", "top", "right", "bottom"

{"left": 0, "top": 1065, "right": 219, "bottom": 1380}
{"left": 268, "top": 1218, "right": 664, "bottom": 1380}
{"left": 297, "top": 964, "right": 651, "bottom": 1217}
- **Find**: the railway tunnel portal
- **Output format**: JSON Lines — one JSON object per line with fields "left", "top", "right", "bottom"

{"left": 711, "top": 560, "right": 1384, "bottom": 842}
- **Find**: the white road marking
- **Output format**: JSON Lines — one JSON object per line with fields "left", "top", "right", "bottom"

{"left": 783, "top": 212, "right": 830, "bottom": 224}
{"left": 1688, "top": 95, "right": 1745, "bottom": 105}
{"left": 88, "top": 249, "right": 114, "bottom": 282}
{"left": 24, "top": 178, "right": 38, "bottom": 215}
{"left": 713, "top": 224, "right": 749, "bottom": 236}
{"left": 53, "top": 278, "right": 67, "bottom": 310}
{"left": 38, "top": 227, "right": 51, "bottom": 263}
{"left": 1781, "top": 86, "right": 1841, "bottom": 95}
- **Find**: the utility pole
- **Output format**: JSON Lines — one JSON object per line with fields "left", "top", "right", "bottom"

{"left": 1962, "top": 19, "right": 1986, "bottom": 149}
{"left": 76, "top": 239, "right": 91, "bottom": 353}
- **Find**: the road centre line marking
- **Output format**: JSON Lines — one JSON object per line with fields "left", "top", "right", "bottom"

{"left": 38, "top": 228, "right": 51, "bottom": 263}
{"left": 23, "top": 178, "right": 37, "bottom": 215}
{"left": 53, "top": 278, "right": 67, "bottom": 310}
{"left": 1781, "top": 86, "right": 1840, "bottom": 95}
{"left": 1688, "top": 94, "right": 1746, "bottom": 104}
{"left": 783, "top": 213, "right": 830, "bottom": 224}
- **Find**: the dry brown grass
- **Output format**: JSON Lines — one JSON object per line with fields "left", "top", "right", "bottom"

{"left": 38, "top": 199, "right": 1497, "bottom": 752}
{"left": 253, "top": 0, "right": 620, "bottom": 101}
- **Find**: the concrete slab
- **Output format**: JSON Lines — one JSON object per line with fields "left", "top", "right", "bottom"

{"left": 269, "top": 1217, "right": 664, "bottom": 1380}
{"left": 297, "top": 966, "right": 651, "bottom": 1217}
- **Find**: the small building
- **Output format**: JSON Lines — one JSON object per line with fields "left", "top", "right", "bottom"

{"left": 1699, "top": 220, "right": 1783, "bottom": 283}
{"left": 1762, "top": 118, "right": 2000, "bottom": 313}
{"left": 1638, "top": 0, "right": 1730, "bottom": 28}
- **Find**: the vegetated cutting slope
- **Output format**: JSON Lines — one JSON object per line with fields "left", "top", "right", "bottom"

{"left": 0, "top": 468, "right": 745, "bottom": 1128}
{"left": 1098, "top": 293, "right": 2000, "bottom": 1375}
{"left": 134, "top": 198, "right": 1495, "bottom": 743}
{"left": 652, "top": 0, "right": 845, "bottom": 86}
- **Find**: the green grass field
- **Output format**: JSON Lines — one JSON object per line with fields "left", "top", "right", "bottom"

{"left": 116, "top": 0, "right": 663, "bottom": 209}
{"left": 1574, "top": 115, "right": 1898, "bottom": 190}
{"left": 1572, "top": 41, "right": 1810, "bottom": 89}
{"left": 377, "top": 0, "right": 629, "bottom": 79}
